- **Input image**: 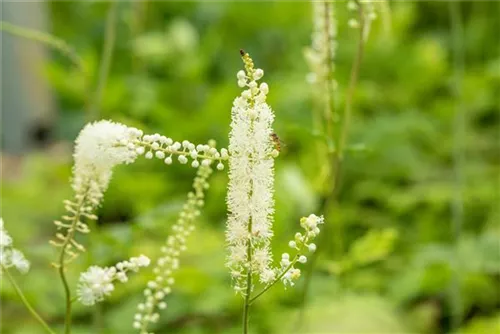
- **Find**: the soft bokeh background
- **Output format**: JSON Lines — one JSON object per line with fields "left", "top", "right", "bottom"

{"left": 1, "top": 1, "right": 499, "bottom": 334}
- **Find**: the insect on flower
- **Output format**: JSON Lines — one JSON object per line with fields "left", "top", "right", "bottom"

{"left": 270, "top": 132, "right": 285, "bottom": 152}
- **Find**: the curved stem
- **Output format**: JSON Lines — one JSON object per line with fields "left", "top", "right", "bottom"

{"left": 57, "top": 197, "right": 86, "bottom": 334}
{"left": 58, "top": 263, "right": 73, "bottom": 334}
{"left": 249, "top": 256, "right": 299, "bottom": 305}
{"left": 2, "top": 266, "right": 57, "bottom": 334}
{"left": 0, "top": 21, "right": 85, "bottom": 72}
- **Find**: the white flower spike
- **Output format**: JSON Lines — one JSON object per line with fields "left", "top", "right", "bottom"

{"left": 226, "top": 51, "right": 277, "bottom": 293}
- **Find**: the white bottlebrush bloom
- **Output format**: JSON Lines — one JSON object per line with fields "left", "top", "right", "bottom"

{"left": 226, "top": 51, "right": 278, "bottom": 293}
{"left": 77, "top": 255, "right": 150, "bottom": 306}
{"left": 72, "top": 120, "right": 144, "bottom": 206}
{"left": 52, "top": 120, "right": 228, "bottom": 266}
{"left": 51, "top": 121, "right": 145, "bottom": 265}
{"left": 0, "top": 218, "right": 30, "bottom": 274}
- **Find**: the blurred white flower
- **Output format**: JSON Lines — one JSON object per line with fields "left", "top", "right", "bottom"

{"left": 77, "top": 255, "right": 150, "bottom": 306}
{"left": 0, "top": 218, "right": 30, "bottom": 274}
{"left": 0, "top": 218, "right": 13, "bottom": 247}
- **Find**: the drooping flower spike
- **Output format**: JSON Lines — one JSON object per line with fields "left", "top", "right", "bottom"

{"left": 134, "top": 162, "right": 213, "bottom": 333}
{"left": 51, "top": 121, "right": 228, "bottom": 266}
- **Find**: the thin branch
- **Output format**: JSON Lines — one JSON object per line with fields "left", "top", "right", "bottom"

{"left": 249, "top": 255, "right": 299, "bottom": 305}
{"left": 56, "top": 195, "right": 86, "bottom": 334}
{"left": 2, "top": 266, "right": 57, "bottom": 334}
{"left": 0, "top": 21, "right": 85, "bottom": 72}
{"left": 297, "top": 0, "right": 367, "bottom": 327}
{"left": 242, "top": 218, "right": 253, "bottom": 334}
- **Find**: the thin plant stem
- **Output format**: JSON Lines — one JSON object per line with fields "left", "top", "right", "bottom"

{"left": 130, "top": 0, "right": 148, "bottom": 72}
{"left": 57, "top": 196, "right": 86, "bottom": 334}
{"left": 89, "top": 0, "right": 119, "bottom": 121}
{"left": 323, "top": 1, "right": 336, "bottom": 142}
{"left": 249, "top": 256, "right": 299, "bottom": 305}
{"left": 242, "top": 215, "right": 253, "bottom": 334}
{"left": 297, "top": 0, "right": 366, "bottom": 327}
{"left": 2, "top": 266, "right": 57, "bottom": 334}
{"left": 0, "top": 21, "right": 85, "bottom": 72}
{"left": 449, "top": 1, "right": 465, "bottom": 331}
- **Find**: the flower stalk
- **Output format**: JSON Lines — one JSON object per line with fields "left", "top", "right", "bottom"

{"left": 298, "top": 0, "right": 369, "bottom": 325}
{"left": 2, "top": 266, "right": 56, "bottom": 334}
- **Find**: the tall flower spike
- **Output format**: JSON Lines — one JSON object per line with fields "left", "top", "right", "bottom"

{"left": 134, "top": 162, "right": 213, "bottom": 333}
{"left": 0, "top": 218, "right": 30, "bottom": 274}
{"left": 226, "top": 51, "right": 279, "bottom": 294}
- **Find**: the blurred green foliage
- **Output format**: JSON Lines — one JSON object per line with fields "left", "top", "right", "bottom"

{"left": 1, "top": 1, "right": 499, "bottom": 334}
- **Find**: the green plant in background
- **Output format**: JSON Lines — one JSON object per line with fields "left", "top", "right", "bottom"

{"left": 1, "top": 49, "right": 324, "bottom": 334}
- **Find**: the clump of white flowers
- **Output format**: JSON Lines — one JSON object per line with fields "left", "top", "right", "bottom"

{"left": 227, "top": 50, "right": 279, "bottom": 294}
{"left": 51, "top": 120, "right": 228, "bottom": 265}
{"left": 305, "top": 1, "right": 337, "bottom": 87}
{"left": 133, "top": 164, "right": 212, "bottom": 333}
{"left": 76, "top": 255, "right": 150, "bottom": 306}
{"left": 51, "top": 121, "right": 145, "bottom": 264}
{"left": 0, "top": 218, "right": 30, "bottom": 274}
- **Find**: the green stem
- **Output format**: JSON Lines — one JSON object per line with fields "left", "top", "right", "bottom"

{"left": 297, "top": 0, "right": 366, "bottom": 326}
{"left": 242, "top": 218, "right": 253, "bottom": 334}
{"left": 0, "top": 21, "right": 84, "bottom": 72}
{"left": 57, "top": 198, "right": 85, "bottom": 334}
{"left": 2, "top": 266, "right": 57, "bottom": 334}
{"left": 322, "top": 1, "right": 336, "bottom": 142}
{"left": 249, "top": 256, "right": 299, "bottom": 305}
{"left": 89, "top": 0, "right": 119, "bottom": 121}
{"left": 449, "top": 1, "right": 465, "bottom": 331}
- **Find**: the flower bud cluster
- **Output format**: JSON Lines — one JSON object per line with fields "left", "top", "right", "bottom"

{"left": 134, "top": 164, "right": 212, "bottom": 333}
{"left": 134, "top": 135, "right": 227, "bottom": 171}
{"left": 278, "top": 214, "right": 324, "bottom": 287}
{"left": 0, "top": 218, "right": 30, "bottom": 274}
{"left": 76, "top": 255, "right": 150, "bottom": 306}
